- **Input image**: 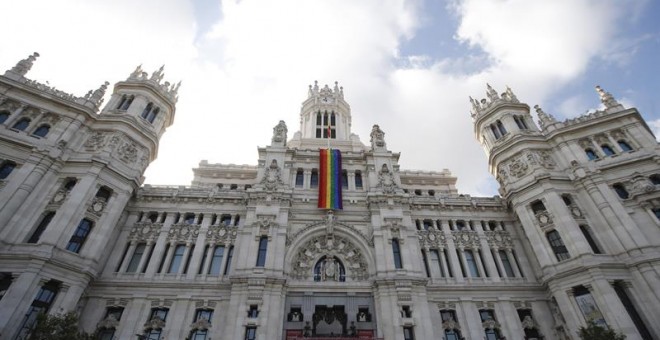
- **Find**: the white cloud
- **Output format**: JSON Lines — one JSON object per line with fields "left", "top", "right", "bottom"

{"left": 0, "top": 0, "right": 645, "bottom": 196}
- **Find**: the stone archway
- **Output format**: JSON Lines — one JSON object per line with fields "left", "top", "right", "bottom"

{"left": 290, "top": 233, "right": 369, "bottom": 281}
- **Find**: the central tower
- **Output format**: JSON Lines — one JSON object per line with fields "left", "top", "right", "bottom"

{"left": 299, "top": 81, "right": 352, "bottom": 140}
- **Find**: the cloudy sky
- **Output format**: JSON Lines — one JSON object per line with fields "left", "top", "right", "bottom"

{"left": 1, "top": 0, "right": 658, "bottom": 195}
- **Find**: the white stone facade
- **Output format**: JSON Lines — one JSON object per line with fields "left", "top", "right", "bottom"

{"left": 0, "top": 54, "right": 658, "bottom": 340}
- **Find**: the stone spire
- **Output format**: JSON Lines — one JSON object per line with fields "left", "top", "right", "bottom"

{"left": 534, "top": 105, "right": 556, "bottom": 128}
{"left": 595, "top": 85, "right": 622, "bottom": 110}
{"left": 6, "top": 52, "right": 40, "bottom": 77}
{"left": 89, "top": 81, "right": 109, "bottom": 106}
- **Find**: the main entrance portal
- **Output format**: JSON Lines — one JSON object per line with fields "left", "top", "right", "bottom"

{"left": 283, "top": 292, "right": 379, "bottom": 340}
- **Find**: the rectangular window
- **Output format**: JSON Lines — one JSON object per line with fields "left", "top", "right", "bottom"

{"left": 579, "top": 225, "right": 602, "bottom": 254}
{"left": 464, "top": 250, "right": 480, "bottom": 277}
{"left": 612, "top": 282, "right": 653, "bottom": 339}
{"left": 499, "top": 250, "right": 515, "bottom": 277}
{"left": 245, "top": 326, "right": 257, "bottom": 340}
{"left": 429, "top": 249, "right": 444, "bottom": 277}
{"left": 403, "top": 326, "right": 415, "bottom": 340}
{"left": 16, "top": 280, "right": 60, "bottom": 339}
{"left": 573, "top": 286, "right": 607, "bottom": 328}
{"left": 256, "top": 236, "right": 268, "bottom": 267}
{"left": 342, "top": 170, "right": 348, "bottom": 189}
{"left": 168, "top": 245, "right": 186, "bottom": 273}
{"left": 208, "top": 245, "right": 225, "bottom": 276}
{"left": 441, "top": 310, "right": 461, "bottom": 340}
{"left": 295, "top": 170, "right": 304, "bottom": 187}
{"left": 392, "top": 239, "right": 403, "bottom": 269}
{"left": 66, "top": 218, "right": 93, "bottom": 253}
{"left": 355, "top": 171, "right": 363, "bottom": 189}
{"left": 27, "top": 212, "right": 55, "bottom": 243}
{"left": 224, "top": 246, "right": 234, "bottom": 275}
{"left": 547, "top": 230, "right": 570, "bottom": 261}
{"left": 479, "top": 310, "right": 501, "bottom": 340}
{"left": 310, "top": 169, "right": 319, "bottom": 188}
{"left": 248, "top": 305, "right": 259, "bottom": 318}
{"left": 0, "top": 273, "right": 12, "bottom": 301}
{"left": 127, "top": 243, "right": 147, "bottom": 273}
{"left": 183, "top": 244, "right": 195, "bottom": 274}
{"left": 421, "top": 250, "right": 430, "bottom": 277}
{"left": 517, "top": 309, "right": 541, "bottom": 339}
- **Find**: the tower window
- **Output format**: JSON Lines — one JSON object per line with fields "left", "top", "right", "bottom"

{"left": 546, "top": 230, "right": 570, "bottom": 261}
{"left": 618, "top": 140, "right": 633, "bottom": 152}
{"left": 496, "top": 120, "right": 507, "bottom": 136}
{"left": 490, "top": 124, "right": 501, "bottom": 140}
{"left": 141, "top": 102, "right": 160, "bottom": 124}
{"left": 12, "top": 118, "right": 31, "bottom": 131}
{"left": 117, "top": 94, "right": 134, "bottom": 111}
{"left": 513, "top": 115, "right": 528, "bottom": 130}
{"left": 612, "top": 183, "right": 629, "bottom": 199}
{"left": 0, "top": 160, "right": 17, "bottom": 179}
{"left": 0, "top": 110, "right": 10, "bottom": 124}
{"left": 315, "top": 110, "right": 336, "bottom": 139}
{"left": 66, "top": 218, "right": 94, "bottom": 253}
{"left": 585, "top": 148, "right": 599, "bottom": 160}
{"left": 32, "top": 124, "right": 50, "bottom": 138}
{"left": 601, "top": 144, "right": 616, "bottom": 156}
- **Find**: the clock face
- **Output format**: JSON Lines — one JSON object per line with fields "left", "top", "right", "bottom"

{"left": 321, "top": 96, "right": 333, "bottom": 104}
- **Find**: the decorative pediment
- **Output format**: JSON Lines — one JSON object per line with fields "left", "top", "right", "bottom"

{"left": 286, "top": 216, "right": 372, "bottom": 247}
{"left": 97, "top": 314, "right": 120, "bottom": 330}
{"left": 291, "top": 234, "right": 368, "bottom": 281}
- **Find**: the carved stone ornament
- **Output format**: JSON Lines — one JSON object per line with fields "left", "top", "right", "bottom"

{"left": 97, "top": 314, "right": 120, "bottom": 330}
{"left": 370, "top": 124, "right": 386, "bottom": 149}
{"left": 521, "top": 315, "right": 537, "bottom": 330}
{"left": 271, "top": 120, "right": 288, "bottom": 145}
{"left": 117, "top": 141, "right": 139, "bottom": 163}
{"left": 129, "top": 222, "right": 163, "bottom": 242}
{"left": 417, "top": 229, "right": 447, "bottom": 248}
{"left": 377, "top": 164, "right": 399, "bottom": 194}
{"left": 254, "top": 215, "right": 277, "bottom": 234}
{"left": 84, "top": 132, "right": 106, "bottom": 151}
{"left": 535, "top": 211, "right": 553, "bottom": 226}
{"left": 190, "top": 317, "right": 212, "bottom": 331}
{"left": 87, "top": 197, "right": 107, "bottom": 216}
{"left": 168, "top": 224, "right": 200, "bottom": 242}
{"left": 206, "top": 225, "right": 238, "bottom": 244}
{"left": 441, "top": 316, "right": 461, "bottom": 331}
{"left": 51, "top": 189, "right": 68, "bottom": 204}
{"left": 291, "top": 234, "right": 368, "bottom": 281}
{"left": 508, "top": 158, "right": 529, "bottom": 178}
{"left": 9, "top": 52, "right": 39, "bottom": 76}
{"left": 260, "top": 159, "right": 285, "bottom": 191}
{"left": 452, "top": 231, "right": 480, "bottom": 248}
{"left": 484, "top": 231, "right": 513, "bottom": 248}
{"left": 482, "top": 319, "right": 501, "bottom": 330}
{"left": 143, "top": 317, "right": 166, "bottom": 331}
{"left": 631, "top": 175, "right": 654, "bottom": 194}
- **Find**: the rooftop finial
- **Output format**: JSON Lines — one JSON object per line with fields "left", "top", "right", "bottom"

{"left": 151, "top": 65, "right": 165, "bottom": 82}
{"left": 8, "top": 52, "right": 40, "bottom": 77}
{"left": 595, "top": 85, "right": 621, "bottom": 109}
{"left": 534, "top": 104, "right": 556, "bottom": 128}
{"left": 486, "top": 83, "right": 499, "bottom": 101}
{"left": 504, "top": 86, "right": 518, "bottom": 103}
{"left": 313, "top": 80, "right": 319, "bottom": 93}
{"left": 334, "top": 81, "right": 340, "bottom": 93}
{"left": 89, "top": 81, "right": 109, "bottom": 106}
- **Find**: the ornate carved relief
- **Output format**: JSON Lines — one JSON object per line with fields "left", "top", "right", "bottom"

{"left": 417, "top": 229, "right": 447, "bottom": 248}
{"left": 377, "top": 164, "right": 399, "bottom": 194}
{"left": 259, "top": 159, "right": 285, "bottom": 191}
{"left": 167, "top": 224, "right": 200, "bottom": 243}
{"left": 253, "top": 214, "right": 277, "bottom": 235}
{"left": 129, "top": 222, "right": 163, "bottom": 242}
{"left": 452, "top": 231, "right": 480, "bottom": 248}
{"left": 484, "top": 231, "right": 513, "bottom": 249}
{"left": 206, "top": 225, "right": 238, "bottom": 244}
{"left": 291, "top": 234, "right": 368, "bottom": 281}
{"left": 370, "top": 124, "right": 386, "bottom": 149}
{"left": 84, "top": 131, "right": 147, "bottom": 167}
{"left": 87, "top": 197, "right": 107, "bottom": 216}
{"left": 97, "top": 314, "right": 120, "bottom": 330}
{"left": 287, "top": 216, "right": 372, "bottom": 247}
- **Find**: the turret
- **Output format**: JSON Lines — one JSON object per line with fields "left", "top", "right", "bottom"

{"left": 101, "top": 65, "right": 179, "bottom": 138}
{"left": 299, "top": 81, "right": 351, "bottom": 140}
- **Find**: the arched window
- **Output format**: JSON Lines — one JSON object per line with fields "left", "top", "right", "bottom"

{"left": 12, "top": 118, "right": 31, "bottom": 131}
{"left": 313, "top": 256, "right": 346, "bottom": 282}
{"left": 117, "top": 95, "right": 134, "bottom": 111}
{"left": 295, "top": 169, "right": 304, "bottom": 187}
{"left": 618, "top": 140, "right": 633, "bottom": 152}
{"left": 315, "top": 111, "right": 336, "bottom": 139}
{"left": 141, "top": 103, "right": 153, "bottom": 119}
{"left": 0, "top": 160, "right": 17, "bottom": 179}
{"left": 310, "top": 169, "right": 319, "bottom": 188}
{"left": 32, "top": 124, "right": 50, "bottom": 137}
{"left": 392, "top": 239, "right": 403, "bottom": 269}
{"left": 0, "top": 110, "right": 10, "bottom": 124}
{"left": 601, "top": 144, "right": 616, "bottom": 156}
{"left": 146, "top": 107, "right": 159, "bottom": 123}
{"left": 66, "top": 218, "right": 94, "bottom": 253}
{"left": 585, "top": 148, "right": 599, "bottom": 160}
{"left": 355, "top": 170, "right": 363, "bottom": 189}
{"left": 546, "top": 230, "right": 570, "bottom": 261}
{"left": 613, "top": 183, "right": 629, "bottom": 199}
{"left": 496, "top": 120, "right": 507, "bottom": 136}
{"left": 341, "top": 170, "right": 348, "bottom": 189}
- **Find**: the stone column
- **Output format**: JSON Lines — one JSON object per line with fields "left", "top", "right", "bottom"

{"left": 348, "top": 172, "right": 355, "bottom": 191}
{"left": 458, "top": 248, "right": 469, "bottom": 278}
{"left": 439, "top": 248, "right": 450, "bottom": 278}
{"left": 159, "top": 241, "right": 177, "bottom": 276}
{"left": 177, "top": 242, "right": 193, "bottom": 278}
{"left": 473, "top": 247, "right": 486, "bottom": 278}
{"left": 303, "top": 170, "right": 311, "bottom": 189}
{"left": 506, "top": 248, "right": 522, "bottom": 278}
{"left": 201, "top": 243, "right": 215, "bottom": 277}
{"left": 492, "top": 248, "right": 506, "bottom": 278}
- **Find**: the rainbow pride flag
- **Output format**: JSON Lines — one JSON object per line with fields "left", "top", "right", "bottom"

{"left": 318, "top": 148, "right": 343, "bottom": 210}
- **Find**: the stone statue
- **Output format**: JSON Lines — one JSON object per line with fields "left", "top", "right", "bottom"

{"left": 595, "top": 85, "right": 621, "bottom": 109}
{"left": 271, "top": 120, "right": 288, "bottom": 145}
{"left": 370, "top": 124, "right": 386, "bottom": 149}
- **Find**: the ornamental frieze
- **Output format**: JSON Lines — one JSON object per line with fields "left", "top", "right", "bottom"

{"left": 129, "top": 222, "right": 163, "bottom": 242}
{"left": 417, "top": 229, "right": 448, "bottom": 248}
{"left": 498, "top": 150, "right": 556, "bottom": 182}
{"left": 83, "top": 131, "right": 146, "bottom": 167}
{"left": 286, "top": 212, "right": 372, "bottom": 247}
{"left": 167, "top": 223, "right": 200, "bottom": 242}
{"left": 452, "top": 231, "right": 480, "bottom": 248}
{"left": 206, "top": 225, "right": 238, "bottom": 244}
{"left": 484, "top": 230, "right": 513, "bottom": 249}
{"left": 259, "top": 159, "right": 285, "bottom": 191}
